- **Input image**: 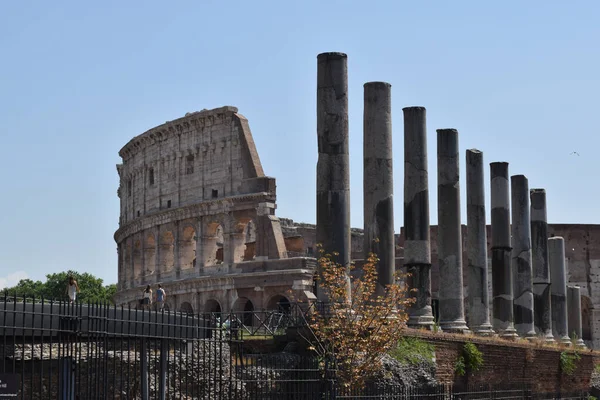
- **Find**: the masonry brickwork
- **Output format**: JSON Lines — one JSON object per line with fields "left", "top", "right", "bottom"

{"left": 408, "top": 330, "right": 595, "bottom": 393}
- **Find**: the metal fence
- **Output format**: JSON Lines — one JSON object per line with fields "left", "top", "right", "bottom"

{"left": 0, "top": 295, "right": 591, "bottom": 399}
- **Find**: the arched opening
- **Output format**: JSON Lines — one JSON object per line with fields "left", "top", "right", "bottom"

{"left": 144, "top": 235, "right": 156, "bottom": 275}
{"left": 243, "top": 220, "right": 256, "bottom": 261}
{"left": 179, "top": 302, "right": 194, "bottom": 315}
{"left": 215, "top": 224, "right": 224, "bottom": 264}
{"left": 133, "top": 240, "right": 142, "bottom": 279}
{"left": 233, "top": 298, "right": 255, "bottom": 327}
{"left": 582, "top": 295, "right": 593, "bottom": 341}
{"left": 205, "top": 299, "right": 222, "bottom": 314}
{"left": 180, "top": 225, "right": 197, "bottom": 270}
{"left": 267, "top": 295, "right": 291, "bottom": 313}
{"left": 160, "top": 231, "right": 175, "bottom": 273}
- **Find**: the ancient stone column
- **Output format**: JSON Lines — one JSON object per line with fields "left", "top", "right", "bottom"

{"left": 530, "top": 188, "right": 554, "bottom": 341}
{"left": 567, "top": 285, "right": 586, "bottom": 348}
{"left": 466, "top": 149, "right": 494, "bottom": 335}
{"left": 316, "top": 52, "right": 351, "bottom": 302}
{"left": 363, "top": 82, "right": 394, "bottom": 297}
{"left": 510, "top": 175, "right": 535, "bottom": 338}
{"left": 403, "top": 106, "right": 434, "bottom": 328}
{"left": 549, "top": 237, "right": 570, "bottom": 344}
{"left": 490, "top": 162, "right": 518, "bottom": 337}
{"left": 436, "top": 129, "right": 468, "bottom": 333}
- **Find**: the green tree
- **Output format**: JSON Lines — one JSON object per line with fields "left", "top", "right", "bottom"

{"left": 3, "top": 270, "right": 116, "bottom": 304}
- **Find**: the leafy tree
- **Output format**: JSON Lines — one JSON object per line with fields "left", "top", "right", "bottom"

{"left": 296, "top": 246, "right": 413, "bottom": 391}
{"left": 3, "top": 270, "right": 116, "bottom": 304}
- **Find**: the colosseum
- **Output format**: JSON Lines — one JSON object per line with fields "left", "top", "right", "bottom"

{"left": 113, "top": 106, "right": 600, "bottom": 349}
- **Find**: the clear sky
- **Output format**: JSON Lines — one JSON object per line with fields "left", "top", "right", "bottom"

{"left": 1, "top": 1, "right": 599, "bottom": 288}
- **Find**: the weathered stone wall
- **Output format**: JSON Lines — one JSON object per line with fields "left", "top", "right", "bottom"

{"left": 117, "top": 106, "right": 264, "bottom": 224}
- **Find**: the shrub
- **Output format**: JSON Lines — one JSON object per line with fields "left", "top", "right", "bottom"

{"left": 560, "top": 351, "right": 580, "bottom": 375}
{"left": 389, "top": 337, "right": 435, "bottom": 366}
{"left": 455, "top": 342, "right": 483, "bottom": 376}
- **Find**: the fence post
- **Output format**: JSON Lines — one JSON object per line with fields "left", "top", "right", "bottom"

{"left": 141, "top": 337, "right": 149, "bottom": 400}
{"left": 159, "top": 338, "right": 168, "bottom": 400}
{"left": 58, "top": 356, "right": 75, "bottom": 400}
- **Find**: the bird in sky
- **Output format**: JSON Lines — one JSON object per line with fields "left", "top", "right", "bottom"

{"left": 570, "top": 151, "right": 580, "bottom": 156}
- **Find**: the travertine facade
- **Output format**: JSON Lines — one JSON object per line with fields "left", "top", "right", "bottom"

{"left": 113, "top": 106, "right": 315, "bottom": 314}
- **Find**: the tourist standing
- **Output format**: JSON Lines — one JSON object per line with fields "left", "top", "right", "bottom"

{"left": 156, "top": 284, "right": 166, "bottom": 311}
{"left": 66, "top": 276, "right": 80, "bottom": 304}
{"left": 142, "top": 285, "right": 152, "bottom": 310}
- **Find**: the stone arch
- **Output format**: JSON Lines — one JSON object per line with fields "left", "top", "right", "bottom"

{"left": 233, "top": 297, "right": 255, "bottom": 327}
{"left": 204, "top": 221, "right": 224, "bottom": 266}
{"left": 205, "top": 299, "right": 222, "bottom": 314}
{"left": 160, "top": 231, "right": 175, "bottom": 273}
{"left": 180, "top": 224, "right": 197, "bottom": 270}
{"left": 144, "top": 234, "right": 156, "bottom": 275}
{"left": 582, "top": 295, "right": 593, "bottom": 341}
{"left": 133, "top": 240, "right": 142, "bottom": 279}
{"left": 179, "top": 301, "right": 194, "bottom": 315}
{"left": 267, "top": 294, "right": 291, "bottom": 313}
{"left": 243, "top": 219, "right": 256, "bottom": 261}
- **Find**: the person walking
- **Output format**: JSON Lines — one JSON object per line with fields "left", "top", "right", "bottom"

{"left": 142, "top": 285, "right": 152, "bottom": 310}
{"left": 66, "top": 276, "right": 80, "bottom": 304}
{"left": 156, "top": 284, "right": 166, "bottom": 311}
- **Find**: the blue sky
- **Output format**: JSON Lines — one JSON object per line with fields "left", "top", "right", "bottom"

{"left": 1, "top": 1, "right": 598, "bottom": 287}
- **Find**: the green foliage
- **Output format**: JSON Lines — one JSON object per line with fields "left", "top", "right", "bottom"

{"left": 588, "top": 396, "right": 597, "bottom": 400}
{"left": 594, "top": 363, "right": 600, "bottom": 374}
{"left": 560, "top": 351, "right": 581, "bottom": 376}
{"left": 455, "top": 342, "right": 484, "bottom": 376}
{"left": 455, "top": 356, "right": 466, "bottom": 376}
{"left": 3, "top": 270, "right": 116, "bottom": 304}
{"left": 389, "top": 337, "right": 435, "bottom": 366}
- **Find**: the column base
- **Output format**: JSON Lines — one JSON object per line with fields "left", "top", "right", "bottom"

{"left": 498, "top": 325, "right": 519, "bottom": 339}
{"left": 407, "top": 313, "right": 435, "bottom": 330}
{"left": 471, "top": 324, "right": 496, "bottom": 336}
{"left": 440, "top": 320, "right": 470, "bottom": 334}
{"left": 574, "top": 339, "right": 586, "bottom": 348}
{"left": 538, "top": 331, "right": 555, "bottom": 343}
{"left": 515, "top": 326, "right": 537, "bottom": 339}
{"left": 558, "top": 335, "right": 572, "bottom": 346}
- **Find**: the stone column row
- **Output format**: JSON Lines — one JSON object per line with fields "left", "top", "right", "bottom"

{"left": 315, "top": 52, "right": 584, "bottom": 343}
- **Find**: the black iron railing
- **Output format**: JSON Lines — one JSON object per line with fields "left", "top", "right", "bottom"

{"left": 0, "top": 294, "right": 592, "bottom": 399}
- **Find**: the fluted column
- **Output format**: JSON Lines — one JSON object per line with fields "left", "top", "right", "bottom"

{"left": 531, "top": 189, "right": 554, "bottom": 341}
{"left": 567, "top": 286, "right": 586, "bottom": 348}
{"left": 490, "top": 162, "right": 517, "bottom": 337}
{"left": 316, "top": 52, "right": 351, "bottom": 302}
{"left": 549, "top": 237, "right": 570, "bottom": 344}
{"left": 511, "top": 175, "right": 535, "bottom": 337}
{"left": 466, "top": 149, "right": 494, "bottom": 335}
{"left": 403, "top": 106, "right": 434, "bottom": 328}
{"left": 437, "top": 129, "right": 468, "bottom": 333}
{"left": 363, "top": 82, "right": 394, "bottom": 297}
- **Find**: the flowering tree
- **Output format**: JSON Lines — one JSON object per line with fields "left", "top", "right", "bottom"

{"left": 297, "top": 244, "right": 414, "bottom": 391}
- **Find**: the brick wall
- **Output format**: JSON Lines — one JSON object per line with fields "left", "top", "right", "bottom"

{"left": 408, "top": 330, "right": 597, "bottom": 392}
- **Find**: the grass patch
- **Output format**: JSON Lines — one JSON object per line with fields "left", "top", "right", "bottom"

{"left": 389, "top": 337, "right": 435, "bottom": 366}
